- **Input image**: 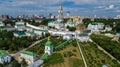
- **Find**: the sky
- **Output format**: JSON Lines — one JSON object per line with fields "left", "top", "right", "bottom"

{"left": 0, "top": 0, "right": 120, "bottom": 17}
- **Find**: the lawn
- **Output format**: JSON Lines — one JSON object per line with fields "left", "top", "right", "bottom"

{"left": 43, "top": 40, "right": 84, "bottom": 67}
{"left": 43, "top": 53, "right": 64, "bottom": 67}
{"left": 69, "top": 58, "right": 84, "bottom": 67}
{"left": 80, "top": 42, "right": 120, "bottom": 67}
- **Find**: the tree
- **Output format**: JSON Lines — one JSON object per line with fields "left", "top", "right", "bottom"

{"left": 12, "top": 60, "right": 21, "bottom": 67}
{"left": 21, "top": 59, "right": 28, "bottom": 67}
{"left": 0, "top": 63, "right": 3, "bottom": 67}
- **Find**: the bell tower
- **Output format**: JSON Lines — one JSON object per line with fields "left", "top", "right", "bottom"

{"left": 45, "top": 37, "right": 53, "bottom": 55}
{"left": 57, "top": 5, "right": 63, "bottom": 22}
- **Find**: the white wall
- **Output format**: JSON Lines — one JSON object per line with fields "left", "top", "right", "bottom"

{"left": 0, "top": 55, "right": 11, "bottom": 64}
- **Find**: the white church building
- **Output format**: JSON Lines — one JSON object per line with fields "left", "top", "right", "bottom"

{"left": 0, "top": 50, "right": 11, "bottom": 64}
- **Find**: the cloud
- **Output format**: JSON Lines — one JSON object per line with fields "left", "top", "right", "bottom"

{"left": 0, "top": 0, "right": 120, "bottom": 17}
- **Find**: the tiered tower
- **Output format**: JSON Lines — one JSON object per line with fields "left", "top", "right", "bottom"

{"left": 57, "top": 5, "right": 63, "bottom": 22}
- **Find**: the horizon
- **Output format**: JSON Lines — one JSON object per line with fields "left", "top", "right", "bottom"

{"left": 0, "top": 0, "right": 120, "bottom": 17}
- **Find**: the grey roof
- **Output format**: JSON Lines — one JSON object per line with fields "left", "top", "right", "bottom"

{"left": 79, "top": 34, "right": 88, "bottom": 37}
{"left": 29, "top": 60, "right": 43, "bottom": 67}
{"left": 83, "top": 30, "right": 91, "bottom": 33}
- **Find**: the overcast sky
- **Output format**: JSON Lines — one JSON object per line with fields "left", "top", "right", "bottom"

{"left": 0, "top": 0, "right": 120, "bottom": 17}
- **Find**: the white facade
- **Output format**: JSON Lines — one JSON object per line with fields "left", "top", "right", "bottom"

{"left": 48, "top": 22, "right": 64, "bottom": 29}
{"left": 65, "top": 22, "right": 75, "bottom": 27}
{"left": 45, "top": 46, "right": 53, "bottom": 55}
{"left": 87, "top": 22, "right": 104, "bottom": 33}
{"left": 34, "top": 29, "right": 47, "bottom": 35}
{"left": 105, "top": 25, "right": 112, "bottom": 31}
{"left": 15, "top": 22, "right": 26, "bottom": 31}
{"left": 0, "top": 50, "right": 11, "bottom": 64}
{"left": 0, "top": 21, "right": 4, "bottom": 26}
{"left": 25, "top": 31, "right": 34, "bottom": 37}
{"left": 20, "top": 51, "right": 37, "bottom": 64}
{"left": 76, "top": 34, "right": 90, "bottom": 42}
{"left": 63, "top": 34, "right": 73, "bottom": 40}
{"left": 49, "top": 30, "right": 76, "bottom": 36}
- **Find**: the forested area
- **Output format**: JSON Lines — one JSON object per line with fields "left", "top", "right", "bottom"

{"left": 91, "top": 34, "right": 120, "bottom": 61}
{"left": 0, "top": 30, "right": 37, "bottom": 53}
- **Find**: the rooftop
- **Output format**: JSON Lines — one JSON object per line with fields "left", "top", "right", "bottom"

{"left": 79, "top": 34, "right": 88, "bottom": 36}
{"left": 91, "top": 22, "right": 98, "bottom": 25}
{"left": 91, "top": 22, "right": 104, "bottom": 25}
{"left": 14, "top": 32, "right": 26, "bottom": 35}
{"left": 0, "top": 50, "right": 7, "bottom": 57}
{"left": 45, "top": 41, "right": 53, "bottom": 46}
{"left": 26, "top": 31, "right": 34, "bottom": 35}
{"left": 48, "top": 20, "right": 55, "bottom": 23}
{"left": 16, "top": 24, "right": 24, "bottom": 26}
{"left": 34, "top": 29, "right": 48, "bottom": 32}
{"left": 21, "top": 51, "right": 37, "bottom": 56}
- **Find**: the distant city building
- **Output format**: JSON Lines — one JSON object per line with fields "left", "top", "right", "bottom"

{"left": 114, "top": 15, "right": 120, "bottom": 19}
{"left": 0, "top": 15, "right": 9, "bottom": 20}
{"left": 0, "top": 50, "right": 11, "bottom": 64}
{"left": 31, "top": 15, "right": 45, "bottom": 23}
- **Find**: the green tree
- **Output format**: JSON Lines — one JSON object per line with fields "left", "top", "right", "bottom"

{"left": 21, "top": 59, "right": 28, "bottom": 67}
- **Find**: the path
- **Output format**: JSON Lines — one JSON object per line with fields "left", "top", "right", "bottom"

{"left": 10, "top": 37, "right": 48, "bottom": 61}
{"left": 92, "top": 40, "right": 120, "bottom": 64}
{"left": 76, "top": 39, "right": 88, "bottom": 67}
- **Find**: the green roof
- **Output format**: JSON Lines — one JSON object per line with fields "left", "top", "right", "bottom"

{"left": 91, "top": 22, "right": 98, "bottom": 25}
{"left": 14, "top": 32, "right": 25, "bottom": 35}
{"left": 21, "top": 51, "right": 37, "bottom": 56}
{"left": 40, "top": 53, "right": 48, "bottom": 60}
{"left": 16, "top": 24, "right": 24, "bottom": 26}
{"left": 26, "top": 31, "right": 34, "bottom": 35}
{"left": 45, "top": 41, "right": 53, "bottom": 46}
{"left": 34, "top": 29, "right": 48, "bottom": 32}
{"left": 0, "top": 50, "right": 7, "bottom": 57}
{"left": 48, "top": 20, "right": 55, "bottom": 23}
{"left": 67, "top": 19, "right": 74, "bottom": 24}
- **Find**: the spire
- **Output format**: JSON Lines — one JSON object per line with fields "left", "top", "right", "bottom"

{"left": 59, "top": 5, "right": 62, "bottom": 10}
{"left": 48, "top": 36, "right": 51, "bottom": 41}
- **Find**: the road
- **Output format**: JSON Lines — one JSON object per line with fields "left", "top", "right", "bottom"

{"left": 76, "top": 39, "right": 88, "bottom": 67}
{"left": 10, "top": 37, "right": 48, "bottom": 61}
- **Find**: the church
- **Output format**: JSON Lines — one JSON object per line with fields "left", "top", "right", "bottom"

{"left": 48, "top": 5, "right": 64, "bottom": 30}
